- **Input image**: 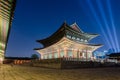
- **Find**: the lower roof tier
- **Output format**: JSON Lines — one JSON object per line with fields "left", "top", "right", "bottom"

{"left": 35, "top": 37, "right": 103, "bottom": 54}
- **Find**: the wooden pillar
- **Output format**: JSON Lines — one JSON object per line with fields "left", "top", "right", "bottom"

{"left": 81, "top": 50, "right": 84, "bottom": 60}
{"left": 80, "top": 51, "right": 82, "bottom": 59}
{"left": 64, "top": 48, "right": 67, "bottom": 58}
{"left": 52, "top": 48, "right": 54, "bottom": 59}
{"left": 92, "top": 51, "right": 94, "bottom": 60}
{"left": 72, "top": 49, "right": 74, "bottom": 58}
{"left": 58, "top": 49, "right": 60, "bottom": 58}
{"left": 41, "top": 54, "right": 43, "bottom": 59}
{"left": 47, "top": 53, "right": 49, "bottom": 59}
{"left": 77, "top": 50, "right": 79, "bottom": 58}
{"left": 73, "top": 49, "right": 77, "bottom": 58}
{"left": 52, "top": 52, "right": 54, "bottom": 59}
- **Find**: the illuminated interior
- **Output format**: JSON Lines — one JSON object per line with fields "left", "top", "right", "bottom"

{"left": 0, "top": 0, "right": 16, "bottom": 62}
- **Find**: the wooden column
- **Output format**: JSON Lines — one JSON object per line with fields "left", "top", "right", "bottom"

{"left": 81, "top": 50, "right": 83, "bottom": 59}
{"left": 40, "top": 52, "right": 44, "bottom": 59}
{"left": 58, "top": 49, "right": 60, "bottom": 58}
{"left": 41, "top": 54, "right": 43, "bottom": 59}
{"left": 47, "top": 53, "right": 49, "bottom": 59}
{"left": 64, "top": 48, "right": 67, "bottom": 58}
{"left": 52, "top": 48, "right": 54, "bottom": 59}
{"left": 86, "top": 49, "right": 88, "bottom": 61}
{"left": 72, "top": 49, "right": 74, "bottom": 58}
{"left": 74, "top": 49, "right": 78, "bottom": 58}
{"left": 77, "top": 50, "right": 79, "bottom": 58}
{"left": 58, "top": 49, "right": 61, "bottom": 58}
{"left": 80, "top": 51, "right": 82, "bottom": 59}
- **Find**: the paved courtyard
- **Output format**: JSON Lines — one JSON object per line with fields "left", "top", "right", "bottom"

{"left": 0, "top": 64, "right": 120, "bottom": 80}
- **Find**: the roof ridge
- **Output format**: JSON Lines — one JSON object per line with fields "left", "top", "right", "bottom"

{"left": 70, "top": 22, "right": 84, "bottom": 33}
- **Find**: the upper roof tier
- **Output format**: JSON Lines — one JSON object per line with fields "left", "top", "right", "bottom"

{"left": 37, "top": 22, "right": 99, "bottom": 48}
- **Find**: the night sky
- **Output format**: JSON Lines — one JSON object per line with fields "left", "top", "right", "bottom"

{"left": 6, "top": 0, "right": 120, "bottom": 57}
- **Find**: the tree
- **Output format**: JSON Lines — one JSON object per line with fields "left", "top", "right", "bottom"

{"left": 31, "top": 54, "right": 39, "bottom": 59}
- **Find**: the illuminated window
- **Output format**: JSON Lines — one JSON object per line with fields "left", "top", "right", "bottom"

{"left": 82, "top": 53, "right": 85, "bottom": 57}
{"left": 85, "top": 40, "right": 87, "bottom": 42}
{"left": 49, "top": 54, "right": 52, "bottom": 59}
{"left": 72, "top": 36, "right": 75, "bottom": 39}
{"left": 54, "top": 52, "right": 58, "bottom": 58}
{"left": 67, "top": 50, "right": 72, "bottom": 57}
{"left": 76, "top": 38, "right": 80, "bottom": 40}
{"left": 44, "top": 55, "right": 47, "bottom": 59}
{"left": 81, "top": 39, "right": 83, "bottom": 41}
{"left": 66, "top": 35, "right": 71, "bottom": 38}
{"left": 87, "top": 53, "right": 91, "bottom": 58}
{"left": 60, "top": 51, "right": 64, "bottom": 57}
{"left": 43, "top": 55, "right": 45, "bottom": 59}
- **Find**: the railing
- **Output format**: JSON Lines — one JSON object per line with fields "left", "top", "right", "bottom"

{"left": 31, "top": 58, "right": 119, "bottom": 69}
{"left": 62, "top": 57, "right": 92, "bottom": 61}
{"left": 35, "top": 57, "right": 118, "bottom": 63}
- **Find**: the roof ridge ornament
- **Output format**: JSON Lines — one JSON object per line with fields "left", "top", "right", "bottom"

{"left": 70, "top": 22, "right": 84, "bottom": 33}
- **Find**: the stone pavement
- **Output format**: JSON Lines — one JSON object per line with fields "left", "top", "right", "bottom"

{"left": 0, "top": 64, "right": 120, "bottom": 80}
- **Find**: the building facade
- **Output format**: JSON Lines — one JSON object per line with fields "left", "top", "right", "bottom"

{"left": 35, "top": 22, "right": 102, "bottom": 60}
{"left": 0, "top": 0, "right": 16, "bottom": 63}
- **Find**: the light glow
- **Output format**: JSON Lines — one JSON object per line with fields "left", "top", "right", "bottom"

{"left": 0, "top": 50, "right": 4, "bottom": 53}
{"left": 96, "top": 0, "right": 116, "bottom": 52}
{"left": 85, "top": 0, "right": 119, "bottom": 53}
{"left": 86, "top": 0, "right": 112, "bottom": 48}
{"left": 0, "top": 42, "right": 5, "bottom": 47}
{"left": 106, "top": 0, "right": 120, "bottom": 52}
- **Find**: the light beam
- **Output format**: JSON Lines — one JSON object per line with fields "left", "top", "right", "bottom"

{"left": 106, "top": 0, "right": 120, "bottom": 52}
{"left": 96, "top": 0, "right": 117, "bottom": 52}
{"left": 86, "top": 0, "right": 112, "bottom": 49}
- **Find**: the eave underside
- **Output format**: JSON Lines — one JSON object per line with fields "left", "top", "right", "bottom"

{"left": 36, "top": 37, "right": 102, "bottom": 54}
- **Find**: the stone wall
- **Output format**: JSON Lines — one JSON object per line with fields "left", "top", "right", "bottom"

{"left": 32, "top": 58, "right": 117, "bottom": 69}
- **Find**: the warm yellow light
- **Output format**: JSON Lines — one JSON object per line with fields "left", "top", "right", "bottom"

{"left": 0, "top": 50, "right": 4, "bottom": 53}
{"left": 0, "top": 57, "right": 4, "bottom": 63}
{"left": 0, "top": 42, "right": 5, "bottom": 47}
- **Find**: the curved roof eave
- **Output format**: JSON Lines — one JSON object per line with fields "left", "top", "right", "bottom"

{"left": 35, "top": 37, "right": 103, "bottom": 51}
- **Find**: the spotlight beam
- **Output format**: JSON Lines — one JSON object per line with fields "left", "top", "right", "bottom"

{"left": 107, "top": 0, "right": 120, "bottom": 52}
{"left": 96, "top": 0, "right": 117, "bottom": 52}
{"left": 86, "top": 0, "right": 112, "bottom": 49}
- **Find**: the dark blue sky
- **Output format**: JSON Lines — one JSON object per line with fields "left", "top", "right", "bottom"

{"left": 6, "top": 0, "right": 120, "bottom": 57}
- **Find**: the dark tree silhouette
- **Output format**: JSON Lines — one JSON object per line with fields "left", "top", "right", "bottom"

{"left": 31, "top": 54, "right": 39, "bottom": 59}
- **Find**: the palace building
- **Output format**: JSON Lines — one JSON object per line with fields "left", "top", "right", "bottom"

{"left": 35, "top": 22, "right": 102, "bottom": 60}
{"left": 0, "top": 0, "right": 16, "bottom": 62}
